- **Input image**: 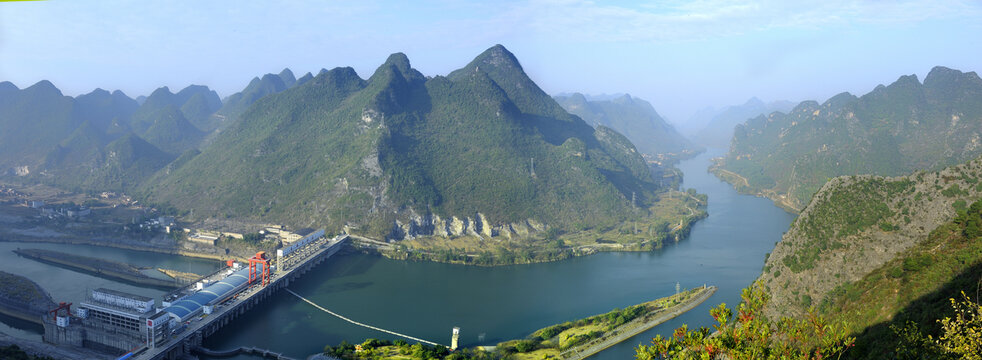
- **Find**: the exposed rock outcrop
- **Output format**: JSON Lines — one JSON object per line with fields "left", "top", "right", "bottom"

{"left": 387, "top": 212, "right": 539, "bottom": 241}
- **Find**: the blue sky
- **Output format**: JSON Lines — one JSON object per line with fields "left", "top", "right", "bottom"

{"left": 2, "top": 0, "right": 980, "bottom": 124}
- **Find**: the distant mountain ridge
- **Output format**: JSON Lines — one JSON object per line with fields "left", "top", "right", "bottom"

{"left": 689, "top": 97, "right": 795, "bottom": 147}
{"left": 217, "top": 68, "right": 306, "bottom": 125}
{"left": 717, "top": 66, "right": 982, "bottom": 211}
{"left": 142, "top": 45, "right": 663, "bottom": 240}
{"left": 0, "top": 80, "right": 222, "bottom": 191}
{"left": 554, "top": 93, "right": 698, "bottom": 158}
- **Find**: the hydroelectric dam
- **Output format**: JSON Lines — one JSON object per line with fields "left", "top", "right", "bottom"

{"left": 41, "top": 232, "right": 356, "bottom": 360}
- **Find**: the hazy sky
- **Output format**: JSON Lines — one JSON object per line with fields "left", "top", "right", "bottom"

{"left": 2, "top": 0, "right": 981, "bottom": 124}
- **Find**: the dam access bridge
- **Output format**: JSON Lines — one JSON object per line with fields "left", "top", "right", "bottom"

{"left": 130, "top": 233, "right": 349, "bottom": 360}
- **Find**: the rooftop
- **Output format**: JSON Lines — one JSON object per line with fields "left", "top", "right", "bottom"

{"left": 94, "top": 288, "right": 153, "bottom": 303}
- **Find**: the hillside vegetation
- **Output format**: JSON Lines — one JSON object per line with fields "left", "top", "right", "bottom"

{"left": 819, "top": 200, "right": 982, "bottom": 358}
{"left": 717, "top": 66, "right": 982, "bottom": 211}
{"left": 758, "top": 154, "right": 982, "bottom": 320}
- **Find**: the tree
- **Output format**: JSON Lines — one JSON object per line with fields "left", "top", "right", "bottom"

{"left": 635, "top": 286, "right": 854, "bottom": 360}
{"left": 936, "top": 292, "right": 982, "bottom": 360}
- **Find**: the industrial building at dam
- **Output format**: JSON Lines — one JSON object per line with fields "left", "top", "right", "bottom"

{"left": 40, "top": 230, "right": 346, "bottom": 359}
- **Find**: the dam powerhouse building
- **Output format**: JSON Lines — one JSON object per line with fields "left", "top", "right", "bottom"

{"left": 42, "top": 230, "right": 331, "bottom": 357}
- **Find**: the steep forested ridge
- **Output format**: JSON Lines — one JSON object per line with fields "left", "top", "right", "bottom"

{"left": 719, "top": 67, "right": 982, "bottom": 211}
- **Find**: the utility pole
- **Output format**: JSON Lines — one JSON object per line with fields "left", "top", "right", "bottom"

{"left": 675, "top": 282, "right": 681, "bottom": 302}
{"left": 530, "top": 157, "right": 536, "bottom": 178}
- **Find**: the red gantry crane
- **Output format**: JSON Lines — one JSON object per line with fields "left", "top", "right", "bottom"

{"left": 49, "top": 301, "right": 72, "bottom": 320}
{"left": 248, "top": 251, "right": 271, "bottom": 286}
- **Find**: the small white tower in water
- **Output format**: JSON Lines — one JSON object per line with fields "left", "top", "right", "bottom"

{"left": 451, "top": 327, "right": 460, "bottom": 350}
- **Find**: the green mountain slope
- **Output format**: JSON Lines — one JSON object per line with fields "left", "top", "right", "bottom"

{"left": 757, "top": 155, "right": 982, "bottom": 321}
{"left": 217, "top": 69, "right": 298, "bottom": 122}
{"left": 0, "top": 80, "right": 78, "bottom": 175}
{"left": 176, "top": 85, "right": 223, "bottom": 132}
{"left": 40, "top": 131, "right": 174, "bottom": 192}
{"left": 717, "top": 66, "right": 982, "bottom": 211}
{"left": 554, "top": 93, "right": 698, "bottom": 158}
{"left": 819, "top": 205, "right": 982, "bottom": 359}
{"left": 142, "top": 45, "right": 663, "bottom": 240}
{"left": 128, "top": 87, "right": 206, "bottom": 154}
{"left": 0, "top": 80, "right": 188, "bottom": 192}
{"left": 73, "top": 88, "right": 139, "bottom": 135}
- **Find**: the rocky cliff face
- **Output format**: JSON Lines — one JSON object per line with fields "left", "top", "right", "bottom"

{"left": 758, "top": 156, "right": 982, "bottom": 318}
{"left": 389, "top": 211, "right": 544, "bottom": 241}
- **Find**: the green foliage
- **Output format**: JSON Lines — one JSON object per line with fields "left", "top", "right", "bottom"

{"left": 941, "top": 184, "right": 969, "bottom": 198}
{"left": 636, "top": 287, "right": 854, "bottom": 360}
{"left": 902, "top": 254, "right": 933, "bottom": 273}
{"left": 514, "top": 340, "right": 537, "bottom": 353}
{"left": 241, "top": 232, "right": 263, "bottom": 244}
{"left": 935, "top": 293, "right": 982, "bottom": 360}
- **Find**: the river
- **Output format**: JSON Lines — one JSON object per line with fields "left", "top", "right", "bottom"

{"left": 0, "top": 149, "right": 795, "bottom": 359}
{"left": 201, "top": 149, "right": 795, "bottom": 359}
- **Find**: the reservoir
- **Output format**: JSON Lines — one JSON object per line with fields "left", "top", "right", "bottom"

{"left": 0, "top": 149, "right": 795, "bottom": 359}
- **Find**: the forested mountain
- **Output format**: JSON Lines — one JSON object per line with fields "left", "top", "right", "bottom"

{"left": 0, "top": 81, "right": 210, "bottom": 191}
{"left": 175, "top": 85, "right": 223, "bottom": 131}
{"left": 755, "top": 154, "right": 982, "bottom": 358}
{"left": 142, "top": 45, "right": 663, "bottom": 239}
{"left": 128, "top": 86, "right": 208, "bottom": 154}
{"left": 690, "top": 97, "right": 794, "bottom": 147}
{"left": 217, "top": 68, "right": 301, "bottom": 124}
{"left": 0, "top": 80, "right": 80, "bottom": 174}
{"left": 73, "top": 88, "right": 139, "bottom": 134}
{"left": 717, "top": 66, "right": 982, "bottom": 211}
{"left": 554, "top": 93, "right": 698, "bottom": 158}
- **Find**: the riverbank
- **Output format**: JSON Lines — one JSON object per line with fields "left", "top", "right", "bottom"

{"left": 13, "top": 248, "right": 179, "bottom": 288}
{"left": 349, "top": 195, "right": 708, "bottom": 267}
{"left": 708, "top": 158, "right": 800, "bottom": 213}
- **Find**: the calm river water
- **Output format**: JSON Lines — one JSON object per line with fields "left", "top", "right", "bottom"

{"left": 0, "top": 149, "right": 794, "bottom": 359}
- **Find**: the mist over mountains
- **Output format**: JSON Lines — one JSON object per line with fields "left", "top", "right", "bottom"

{"left": 554, "top": 93, "right": 699, "bottom": 158}
{"left": 684, "top": 97, "right": 796, "bottom": 148}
